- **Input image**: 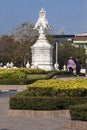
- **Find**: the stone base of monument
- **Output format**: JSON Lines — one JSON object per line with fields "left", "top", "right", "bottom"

{"left": 31, "top": 64, "right": 54, "bottom": 71}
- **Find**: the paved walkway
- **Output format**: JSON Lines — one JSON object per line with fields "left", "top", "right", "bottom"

{"left": 0, "top": 97, "right": 69, "bottom": 130}
{"left": 0, "top": 85, "right": 27, "bottom": 91}
{"left": 0, "top": 88, "right": 68, "bottom": 130}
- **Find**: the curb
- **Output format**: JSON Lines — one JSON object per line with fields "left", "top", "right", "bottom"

{"left": 0, "top": 85, "right": 27, "bottom": 92}
{"left": 0, "top": 89, "right": 23, "bottom": 92}
{"left": 64, "top": 120, "right": 87, "bottom": 130}
{"left": 5, "top": 110, "right": 71, "bottom": 119}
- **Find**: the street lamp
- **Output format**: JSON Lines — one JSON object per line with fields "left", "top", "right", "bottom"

{"left": 54, "top": 40, "right": 60, "bottom": 70}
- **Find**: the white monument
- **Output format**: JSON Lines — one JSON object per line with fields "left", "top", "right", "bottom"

{"left": 31, "top": 8, "right": 54, "bottom": 71}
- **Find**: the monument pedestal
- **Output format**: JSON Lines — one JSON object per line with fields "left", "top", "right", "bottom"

{"left": 31, "top": 33, "right": 54, "bottom": 71}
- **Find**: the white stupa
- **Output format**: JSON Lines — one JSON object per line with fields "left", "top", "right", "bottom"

{"left": 31, "top": 8, "right": 54, "bottom": 71}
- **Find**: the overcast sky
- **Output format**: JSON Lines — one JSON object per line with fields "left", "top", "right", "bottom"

{"left": 0, "top": 0, "right": 87, "bottom": 35}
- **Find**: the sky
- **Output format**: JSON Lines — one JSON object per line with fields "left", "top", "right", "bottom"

{"left": 0, "top": 0, "right": 87, "bottom": 35}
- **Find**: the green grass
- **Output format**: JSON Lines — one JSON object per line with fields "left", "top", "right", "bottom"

{"left": 27, "top": 74, "right": 46, "bottom": 79}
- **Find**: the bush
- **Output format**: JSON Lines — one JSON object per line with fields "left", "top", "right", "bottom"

{"left": 69, "top": 103, "right": 87, "bottom": 121}
{"left": 27, "top": 79, "right": 87, "bottom": 97}
{"left": 0, "top": 69, "right": 27, "bottom": 84}
{"left": 9, "top": 78, "right": 87, "bottom": 110}
{"left": 0, "top": 68, "right": 48, "bottom": 85}
{"left": 9, "top": 96, "right": 87, "bottom": 110}
{"left": 17, "top": 68, "right": 47, "bottom": 74}
{"left": 45, "top": 70, "right": 71, "bottom": 79}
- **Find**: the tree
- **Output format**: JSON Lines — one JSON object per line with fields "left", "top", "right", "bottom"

{"left": 12, "top": 22, "right": 38, "bottom": 43}
{"left": 12, "top": 42, "right": 32, "bottom": 67}
{"left": 57, "top": 40, "right": 86, "bottom": 69}
{"left": 0, "top": 35, "right": 14, "bottom": 64}
{"left": 0, "top": 34, "right": 32, "bottom": 67}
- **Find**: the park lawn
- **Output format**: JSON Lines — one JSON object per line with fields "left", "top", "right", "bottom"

{"left": 27, "top": 74, "right": 47, "bottom": 79}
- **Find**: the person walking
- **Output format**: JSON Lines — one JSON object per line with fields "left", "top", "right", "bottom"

{"left": 75, "top": 56, "right": 81, "bottom": 76}
{"left": 67, "top": 56, "right": 75, "bottom": 74}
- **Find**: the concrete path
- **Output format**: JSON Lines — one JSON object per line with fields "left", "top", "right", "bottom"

{"left": 0, "top": 92, "right": 68, "bottom": 130}
{"left": 0, "top": 85, "right": 27, "bottom": 92}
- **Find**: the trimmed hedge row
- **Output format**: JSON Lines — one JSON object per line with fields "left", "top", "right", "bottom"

{"left": 9, "top": 96, "right": 87, "bottom": 110}
{"left": 45, "top": 70, "right": 71, "bottom": 79}
{"left": 0, "top": 68, "right": 47, "bottom": 85}
{"left": 0, "top": 68, "right": 84, "bottom": 85}
{"left": 69, "top": 103, "right": 87, "bottom": 121}
{"left": 0, "top": 69, "right": 27, "bottom": 84}
{"left": 17, "top": 68, "right": 47, "bottom": 74}
{"left": 27, "top": 79, "right": 87, "bottom": 97}
{"left": 45, "top": 70, "right": 85, "bottom": 79}
{"left": 9, "top": 76, "right": 87, "bottom": 120}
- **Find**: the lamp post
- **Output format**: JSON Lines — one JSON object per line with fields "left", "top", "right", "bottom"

{"left": 54, "top": 40, "right": 60, "bottom": 70}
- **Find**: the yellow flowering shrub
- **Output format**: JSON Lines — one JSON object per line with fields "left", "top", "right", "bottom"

{"left": 28, "top": 78, "right": 87, "bottom": 97}
{"left": 16, "top": 68, "right": 46, "bottom": 74}
{"left": 0, "top": 69, "right": 27, "bottom": 84}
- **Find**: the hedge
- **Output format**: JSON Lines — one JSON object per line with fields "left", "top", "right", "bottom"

{"left": 27, "top": 79, "right": 87, "bottom": 97}
{"left": 45, "top": 70, "right": 85, "bottom": 79}
{"left": 17, "top": 68, "right": 47, "bottom": 74}
{"left": 9, "top": 96, "right": 87, "bottom": 110}
{"left": 0, "top": 69, "right": 27, "bottom": 84}
{"left": 69, "top": 103, "right": 87, "bottom": 121}
{"left": 0, "top": 68, "right": 85, "bottom": 85}
{"left": 0, "top": 68, "right": 47, "bottom": 85}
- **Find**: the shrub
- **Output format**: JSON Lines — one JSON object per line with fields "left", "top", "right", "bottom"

{"left": 0, "top": 68, "right": 47, "bottom": 85}
{"left": 17, "top": 68, "right": 47, "bottom": 74}
{"left": 9, "top": 96, "right": 87, "bottom": 110}
{"left": 0, "top": 69, "right": 27, "bottom": 84}
{"left": 9, "top": 78, "right": 87, "bottom": 110}
{"left": 69, "top": 103, "right": 87, "bottom": 121}
{"left": 27, "top": 79, "right": 87, "bottom": 97}
{"left": 45, "top": 70, "right": 71, "bottom": 79}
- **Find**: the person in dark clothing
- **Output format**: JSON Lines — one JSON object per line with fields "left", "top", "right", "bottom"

{"left": 75, "top": 57, "right": 81, "bottom": 76}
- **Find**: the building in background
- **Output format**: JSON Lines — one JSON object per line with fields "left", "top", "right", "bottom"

{"left": 73, "top": 33, "right": 87, "bottom": 53}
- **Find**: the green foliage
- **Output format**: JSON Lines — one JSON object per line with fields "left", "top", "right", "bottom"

{"left": 0, "top": 35, "right": 16, "bottom": 63}
{"left": 18, "top": 68, "right": 47, "bottom": 74}
{"left": 9, "top": 77, "right": 87, "bottom": 110}
{"left": 0, "top": 69, "right": 27, "bottom": 84}
{"left": 0, "top": 34, "right": 86, "bottom": 68}
{"left": 9, "top": 96, "right": 87, "bottom": 110}
{"left": 26, "top": 74, "right": 46, "bottom": 84}
{"left": 18, "top": 68, "right": 47, "bottom": 84}
{"left": 12, "top": 22, "right": 37, "bottom": 43}
{"left": 27, "top": 78, "right": 87, "bottom": 97}
{"left": 16, "top": 68, "right": 47, "bottom": 84}
{"left": 0, "top": 68, "right": 47, "bottom": 85}
{"left": 69, "top": 103, "right": 87, "bottom": 121}
{"left": 58, "top": 40, "right": 86, "bottom": 69}
{"left": 45, "top": 70, "right": 71, "bottom": 79}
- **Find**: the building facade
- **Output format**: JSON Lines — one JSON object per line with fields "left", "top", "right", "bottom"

{"left": 73, "top": 33, "right": 87, "bottom": 53}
